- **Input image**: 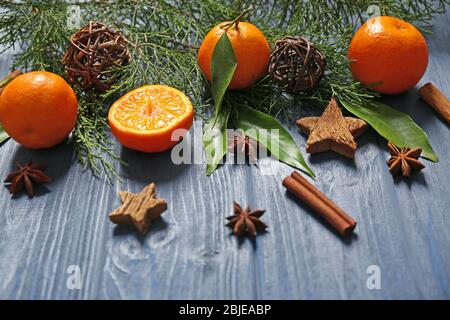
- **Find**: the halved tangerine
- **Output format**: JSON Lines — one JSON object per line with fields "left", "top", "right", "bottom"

{"left": 108, "top": 85, "right": 194, "bottom": 153}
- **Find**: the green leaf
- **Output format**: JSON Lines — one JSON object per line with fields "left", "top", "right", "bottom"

{"left": 202, "top": 32, "right": 237, "bottom": 175}
{"left": 0, "top": 122, "right": 9, "bottom": 145}
{"left": 210, "top": 32, "right": 237, "bottom": 117}
{"left": 234, "top": 105, "right": 315, "bottom": 178}
{"left": 340, "top": 99, "right": 438, "bottom": 162}
{"left": 203, "top": 106, "right": 232, "bottom": 175}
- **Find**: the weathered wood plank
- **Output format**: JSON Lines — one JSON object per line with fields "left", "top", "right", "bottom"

{"left": 0, "top": 11, "right": 449, "bottom": 300}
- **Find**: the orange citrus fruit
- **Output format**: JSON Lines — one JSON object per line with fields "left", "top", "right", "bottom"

{"left": 108, "top": 85, "right": 194, "bottom": 153}
{"left": 348, "top": 16, "right": 428, "bottom": 95}
{"left": 198, "top": 21, "right": 271, "bottom": 90}
{"left": 0, "top": 71, "right": 78, "bottom": 149}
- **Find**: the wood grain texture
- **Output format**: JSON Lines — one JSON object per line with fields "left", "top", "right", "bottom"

{"left": 0, "top": 12, "right": 449, "bottom": 300}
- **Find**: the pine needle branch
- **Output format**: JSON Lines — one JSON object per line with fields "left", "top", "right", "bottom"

{"left": 0, "top": 0, "right": 448, "bottom": 180}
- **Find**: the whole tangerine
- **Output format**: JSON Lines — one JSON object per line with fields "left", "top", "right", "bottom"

{"left": 0, "top": 71, "right": 78, "bottom": 149}
{"left": 198, "top": 21, "right": 271, "bottom": 90}
{"left": 348, "top": 16, "right": 428, "bottom": 95}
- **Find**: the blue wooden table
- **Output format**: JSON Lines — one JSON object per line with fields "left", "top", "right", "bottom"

{"left": 0, "top": 12, "right": 449, "bottom": 300}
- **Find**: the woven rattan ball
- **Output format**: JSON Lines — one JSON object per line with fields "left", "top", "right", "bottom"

{"left": 268, "top": 36, "right": 326, "bottom": 93}
{"left": 62, "top": 22, "right": 131, "bottom": 92}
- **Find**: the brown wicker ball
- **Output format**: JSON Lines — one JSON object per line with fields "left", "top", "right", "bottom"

{"left": 268, "top": 37, "right": 326, "bottom": 93}
{"left": 62, "top": 22, "right": 131, "bottom": 92}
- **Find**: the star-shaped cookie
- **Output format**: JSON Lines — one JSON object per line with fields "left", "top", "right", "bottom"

{"left": 296, "top": 98, "right": 367, "bottom": 159}
{"left": 109, "top": 183, "right": 167, "bottom": 234}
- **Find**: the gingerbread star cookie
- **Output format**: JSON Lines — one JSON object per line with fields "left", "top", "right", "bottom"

{"left": 296, "top": 98, "right": 367, "bottom": 159}
{"left": 109, "top": 183, "right": 167, "bottom": 234}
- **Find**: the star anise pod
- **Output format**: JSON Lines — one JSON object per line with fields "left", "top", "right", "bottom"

{"left": 226, "top": 202, "right": 267, "bottom": 236}
{"left": 228, "top": 131, "right": 258, "bottom": 163}
{"left": 387, "top": 142, "right": 425, "bottom": 177}
{"left": 4, "top": 161, "right": 51, "bottom": 198}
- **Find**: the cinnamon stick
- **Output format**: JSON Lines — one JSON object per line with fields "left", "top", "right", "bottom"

{"left": 419, "top": 82, "right": 450, "bottom": 124}
{"left": 0, "top": 70, "right": 22, "bottom": 95}
{"left": 282, "top": 171, "right": 356, "bottom": 236}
